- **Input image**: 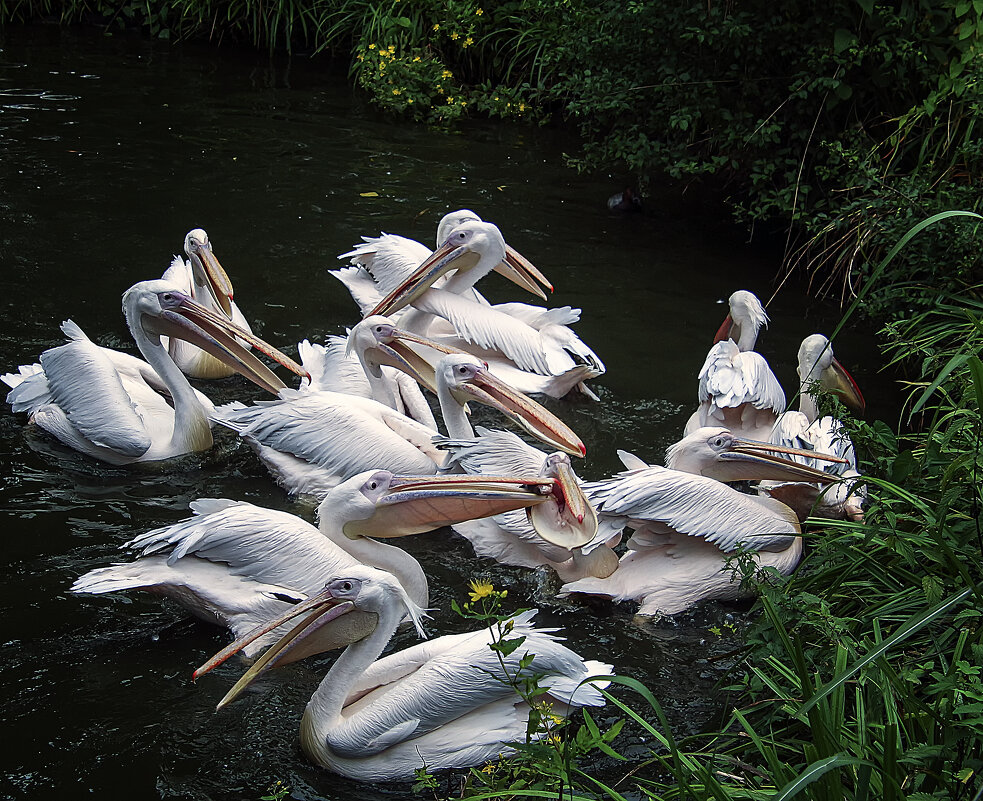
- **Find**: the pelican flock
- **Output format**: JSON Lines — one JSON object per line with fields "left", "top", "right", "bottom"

{"left": 5, "top": 215, "right": 869, "bottom": 784}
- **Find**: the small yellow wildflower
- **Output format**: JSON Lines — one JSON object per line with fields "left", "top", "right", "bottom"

{"left": 392, "top": 88, "right": 402, "bottom": 95}
{"left": 480, "top": 762, "right": 496, "bottom": 774}
{"left": 519, "top": 102, "right": 526, "bottom": 111}
{"left": 449, "top": 31, "right": 460, "bottom": 40}
{"left": 413, "top": 55, "right": 421, "bottom": 62}
{"left": 432, "top": 23, "right": 440, "bottom": 31}
{"left": 356, "top": 52, "right": 364, "bottom": 61}
{"left": 407, "top": 97, "right": 414, "bottom": 103}
{"left": 468, "top": 579, "right": 494, "bottom": 601}
{"left": 463, "top": 36, "right": 474, "bottom": 47}
{"left": 441, "top": 69, "right": 453, "bottom": 78}
{"left": 476, "top": 7, "right": 484, "bottom": 14}
{"left": 368, "top": 43, "right": 376, "bottom": 49}
{"left": 388, "top": 45, "right": 395, "bottom": 53}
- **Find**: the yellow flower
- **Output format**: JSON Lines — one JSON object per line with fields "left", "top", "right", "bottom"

{"left": 392, "top": 88, "right": 402, "bottom": 95}
{"left": 388, "top": 45, "right": 395, "bottom": 53}
{"left": 413, "top": 55, "right": 421, "bottom": 62}
{"left": 441, "top": 69, "right": 453, "bottom": 78}
{"left": 468, "top": 579, "right": 494, "bottom": 601}
{"left": 449, "top": 31, "right": 459, "bottom": 40}
{"left": 480, "top": 763, "right": 496, "bottom": 774}
{"left": 463, "top": 36, "right": 474, "bottom": 47}
{"left": 476, "top": 7, "right": 484, "bottom": 15}
{"left": 368, "top": 43, "right": 376, "bottom": 49}
{"left": 432, "top": 23, "right": 440, "bottom": 31}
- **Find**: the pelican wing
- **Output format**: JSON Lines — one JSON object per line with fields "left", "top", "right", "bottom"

{"left": 36, "top": 330, "right": 152, "bottom": 457}
{"left": 125, "top": 499, "right": 355, "bottom": 590}
{"left": 436, "top": 426, "right": 546, "bottom": 476}
{"left": 298, "top": 337, "right": 372, "bottom": 396}
{"left": 698, "top": 340, "right": 785, "bottom": 415}
{"left": 338, "top": 234, "right": 433, "bottom": 294}
{"left": 328, "top": 612, "right": 608, "bottom": 758}
{"left": 213, "top": 390, "right": 442, "bottom": 476}
{"left": 416, "top": 289, "right": 556, "bottom": 375}
{"left": 160, "top": 255, "right": 192, "bottom": 291}
{"left": 584, "top": 466, "right": 799, "bottom": 552}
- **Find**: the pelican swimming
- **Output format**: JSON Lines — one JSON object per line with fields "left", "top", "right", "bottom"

{"left": 764, "top": 334, "right": 867, "bottom": 520}
{"left": 72, "top": 470, "right": 551, "bottom": 660}
{"left": 297, "top": 315, "right": 456, "bottom": 430}
{"left": 212, "top": 351, "right": 584, "bottom": 498}
{"left": 440, "top": 427, "right": 618, "bottom": 581}
{"left": 367, "top": 220, "right": 604, "bottom": 399}
{"left": 684, "top": 290, "right": 784, "bottom": 440}
{"left": 195, "top": 565, "right": 613, "bottom": 781}
{"left": 559, "top": 429, "right": 844, "bottom": 616}
{"left": 332, "top": 209, "right": 552, "bottom": 318}
{"left": 160, "top": 228, "right": 254, "bottom": 379}
{"left": 2, "top": 280, "right": 305, "bottom": 464}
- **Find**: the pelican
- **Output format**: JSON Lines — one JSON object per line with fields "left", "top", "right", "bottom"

{"left": 194, "top": 565, "right": 613, "bottom": 781}
{"left": 72, "top": 470, "right": 551, "bottom": 661}
{"left": 297, "top": 315, "right": 454, "bottom": 429}
{"left": 558, "top": 430, "right": 844, "bottom": 616}
{"left": 684, "top": 290, "right": 784, "bottom": 440}
{"left": 332, "top": 209, "right": 552, "bottom": 317}
{"left": 212, "top": 351, "right": 585, "bottom": 498}
{"left": 368, "top": 220, "right": 605, "bottom": 398}
{"left": 440, "top": 427, "right": 618, "bottom": 581}
{"left": 764, "top": 334, "right": 867, "bottom": 520}
{"left": 160, "top": 228, "right": 253, "bottom": 379}
{"left": 2, "top": 280, "right": 305, "bottom": 464}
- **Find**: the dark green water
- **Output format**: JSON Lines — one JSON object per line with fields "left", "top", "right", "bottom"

{"left": 0, "top": 24, "right": 891, "bottom": 801}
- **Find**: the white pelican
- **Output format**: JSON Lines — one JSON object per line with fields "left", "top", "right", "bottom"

{"left": 684, "top": 290, "right": 784, "bottom": 440}
{"left": 195, "top": 565, "right": 613, "bottom": 781}
{"left": 369, "top": 220, "right": 605, "bottom": 399}
{"left": 764, "top": 334, "right": 867, "bottom": 520}
{"left": 559, "top": 430, "right": 843, "bottom": 616}
{"left": 212, "top": 352, "right": 584, "bottom": 498}
{"left": 440, "top": 427, "right": 619, "bottom": 581}
{"left": 72, "top": 470, "right": 551, "bottom": 661}
{"left": 297, "top": 315, "right": 454, "bottom": 430}
{"left": 160, "top": 228, "right": 254, "bottom": 379}
{"left": 2, "top": 280, "right": 305, "bottom": 464}
{"left": 332, "top": 209, "right": 552, "bottom": 317}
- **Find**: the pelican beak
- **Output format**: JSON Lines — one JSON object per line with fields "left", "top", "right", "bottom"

{"left": 715, "top": 437, "right": 848, "bottom": 483}
{"left": 146, "top": 291, "right": 309, "bottom": 395}
{"left": 527, "top": 456, "right": 598, "bottom": 549}
{"left": 821, "top": 358, "right": 866, "bottom": 416}
{"left": 369, "top": 238, "right": 479, "bottom": 317}
{"left": 191, "top": 244, "right": 235, "bottom": 316}
{"left": 343, "top": 473, "right": 552, "bottom": 539}
{"left": 452, "top": 366, "right": 586, "bottom": 457}
{"left": 362, "top": 327, "right": 466, "bottom": 395}
{"left": 194, "top": 585, "right": 364, "bottom": 709}
{"left": 713, "top": 313, "right": 734, "bottom": 344}
{"left": 492, "top": 245, "right": 552, "bottom": 301}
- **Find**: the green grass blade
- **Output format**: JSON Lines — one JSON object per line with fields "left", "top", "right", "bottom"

{"left": 772, "top": 754, "right": 873, "bottom": 801}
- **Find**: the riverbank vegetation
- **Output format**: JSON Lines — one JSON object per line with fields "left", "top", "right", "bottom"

{"left": 3, "top": 3, "right": 982, "bottom": 799}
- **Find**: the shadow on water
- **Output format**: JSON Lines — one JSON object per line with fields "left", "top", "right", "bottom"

{"left": 0, "top": 23, "right": 895, "bottom": 800}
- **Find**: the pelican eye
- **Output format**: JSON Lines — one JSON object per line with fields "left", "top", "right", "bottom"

{"left": 339, "top": 581, "right": 354, "bottom": 592}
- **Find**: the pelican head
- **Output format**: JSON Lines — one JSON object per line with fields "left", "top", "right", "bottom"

{"left": 183, "top": 228, "right": 235, "bottom": 316}
{"left": 714, "top": 290, "right": 769, "bottom": 350}
{"left": 527, "top": 452, "right": 599, "bottom": 549}
{"left": 370, "top": 220, "right": 549, "bottom": 316}
{"left": 123, "top": 279, "right": 308, "bottom": 394}
{"left": 196, "top": 566, "right": 420, "bottom": 709}
{"left": 322, "top": 468, "right": 552, "bottom": 540}
{"left": 665, "top": 426, "right": 848, "bottom": 483}
{"left": 436, "top": 210, "right": 553, "bottom": 299}
{"left": 346, "top": 315, "right": 464, "bottom": 394}
{"left": 437, "top": 353, "right": 586, "bottom": 457}
{"left": 797, "top": 334, "right": 865, "bottom": 415}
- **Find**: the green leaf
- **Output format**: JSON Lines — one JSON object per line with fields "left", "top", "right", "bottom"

{"left": 394, "top": 16, "right": 412, "bottom": 28}
{"left": 833, "top": 29, "right": 855, "bottom": 53}
{"left": 773, "top": 754, "right": 873, "bottom": 800}
{"left": 967, "top": 356, "right": 983, "bottom": 412}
